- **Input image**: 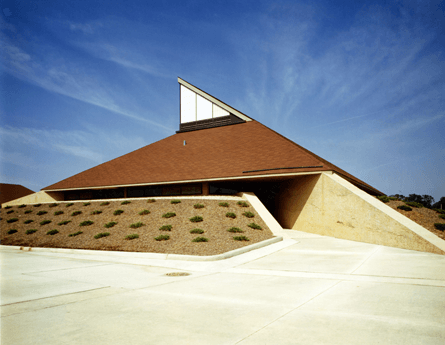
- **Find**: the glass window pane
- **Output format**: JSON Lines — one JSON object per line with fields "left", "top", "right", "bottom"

{"left": 197, "top": 94, "right": 212, "bottom": 121}
{"left": 180, "top": 86, "right": 196, "bottom": 123}
{"left": 182, "top": 184, "right": 202, "bottom": 195}
{"left": 213, "top": 104, "right": 230, "bottom": 118}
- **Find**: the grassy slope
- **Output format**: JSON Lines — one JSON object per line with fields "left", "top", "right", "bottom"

{"left": 0, "top": 198, "right": 274, "bottom": 256}
{"left": 382, "top": 199, "right": 445, "bottom": 241}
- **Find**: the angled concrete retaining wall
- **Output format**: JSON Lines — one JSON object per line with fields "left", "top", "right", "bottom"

{"left": 1, "top": 191, "right": 64, "bottom": 207}
{"left": 240, "top": 192, "right": 283, "bottom": 237}
{"left": 275, "top": 172, "right": 445, "bottom": 255}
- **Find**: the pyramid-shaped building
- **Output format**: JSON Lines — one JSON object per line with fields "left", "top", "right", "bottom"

{"left": 5, "top": 78, "right": 444, "bottom": 254}
{"left": 43, "top": 78, "right": 380, "bottom": 198}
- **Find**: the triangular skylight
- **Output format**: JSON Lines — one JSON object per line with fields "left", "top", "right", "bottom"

{"left": 177, "top": 77, "right": 251, "bottom": 132}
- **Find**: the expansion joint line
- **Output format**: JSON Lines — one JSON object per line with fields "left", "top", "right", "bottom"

{"left": 350, "top": 246, "right": 381, "bottom": 274}
{"left": 234, "top": 280, "right": 343, "bottom": 344}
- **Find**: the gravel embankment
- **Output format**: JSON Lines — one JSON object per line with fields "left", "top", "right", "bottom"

{"left": 0, "top": 198, "right": 274, "bottom": 256}
{"left": 384, "top": 200, "right": 445, "bottom": 240}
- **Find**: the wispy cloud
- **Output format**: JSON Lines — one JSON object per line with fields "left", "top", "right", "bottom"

{"left": 0, "top": 126, "right": 103, "bottom": 162}
{"left": 0, "top": 125, "right": 148, "bottom": 164}
{"left": 227, "top": 4, "right": 442, "bottom": 135}
{"left": 0, "top": 27, "right": 174, "bottom": 133}
{"left": 68, "top": 22, "right": 95, "bottom": 34}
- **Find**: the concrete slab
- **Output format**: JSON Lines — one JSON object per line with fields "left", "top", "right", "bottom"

{"left": 237, "top": 309, "right": 445, "bottom": 345}
{"left": 139, "top": 272, "right": 339, "bottom": 309}
{"left": 26, "top": 262, "right": 211, "bottom": 289}
{"left": 0, "top": 251, "right": 111, "bottom": 275}
{"left": 2, "top": 288, "right": 285, "bottom": 345}
{"left": 238, "top": 242, "right": 377, "bottom": 274}
{"left": 237, "top": 280, "right": 445, "bottom": 344}
{"left": 1, "top": 232, "right": 444, "bottom": 345}
{"left": 1, "top": 273, "right": 105, "bottom": 305}
{"left": 353, "top": 246, "right": 445, "bottom": 280}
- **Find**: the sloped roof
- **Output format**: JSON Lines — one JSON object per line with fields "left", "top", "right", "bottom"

{"left": 43, "top": 121, "right": 381, "bottom": 195}
{"left": 0, "top": 183, "right": 34, "bottom": 204}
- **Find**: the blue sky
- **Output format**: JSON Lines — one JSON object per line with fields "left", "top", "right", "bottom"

{"left": 1, "top": 0, "right": 444, "bottom": 201}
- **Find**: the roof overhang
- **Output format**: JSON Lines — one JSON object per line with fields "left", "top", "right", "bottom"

{"left": 43, "top": 170, "right": 330, "bottom": 192}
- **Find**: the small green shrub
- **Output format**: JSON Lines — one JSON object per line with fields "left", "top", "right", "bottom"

{"left": 91, "top": 210, "right": 102, "bottom": 215}
{"left": 100, "top": 202, "right": 110, "bottom": 206}
{"left": 162, "top": 212, "right": 176, "bottom": 218}
{"left": 189, "top": 216, "right": 203, "bottom": 223}
{"left": 49, "top": 203, "right": 59, "bottom": 208}
{"left": 121, "top": 200, "right": 131, "bottom": 205}
{"left": 159, "top": 225, "right": 172, "bottom": 231}
{"left": 434, "top": 223, "right": 445, "bottom": 231}
{"left": 71, "top": 211, "right": 82, "bottom": 216}
{"left": 18, "top": 204, "right": 26, "bottom": 208}
{"left": 226, "top": 212, "right": 236, "bottom": 219}
{"left": 130, "top": 222, "right": 144, "bottom": 228}
{"left": 171, "top": 200, "right": 181, "bottom": 204}
{"left": 40, "top": 220, "right": 51, "bottom": 226}
{"left": 7, "top": 218, "right": 18, "bottom": 223}
{"left": 139, "top": 209, "right": 150, "bottom": 215}
{"left": 155, "top": 234, "right": 169, "bottom": 241}
{"left": 233, "top": 236, "right": 250, "bottom": 241}
{"left": 24, "top": 219, "right": 34, "bottom": 224}
{"left": 397, "top": 205, "right": 412, "bottom": 211}
{"left": 248, "top": 223, "right": 262, "bottom": 230}
{"left": 219, "top": 202, "right": 229, "bottom": 207}
{"left": 439, "top": 214, "right": 445, "bottom": 219}
{"left": 243, "top": 211, "right": 255, "bottom": 218}
{"left": 405, "top": 201, "right": 423, "bottom": 208}
{"left": 79, "top": 220, "right": 94, "bottom": 226}
{"left": 194, "top": 204, "right": 204, "bottom": 209}
{"left": 25, "top": 210, "right": 32, "bottom": 214}
{"left": 83, "top": 202, "right": 91, "bottom": 206}
{"left": 190, "top": 228, "right": 204, "bottom": 234}
{"left": 47, "top": 229, "right": 59, "bottom": 235}
{"left": 94, "top": 232, "right": 110, "bottom": 239}
{"left": 58, "top": 220, "right": 71, "bottom": 226}
{"left": 237, "top": 201, "right": 249, "bottom": 207}
{"left": 4, "top": 206, "right": 12, "bottom": 209}
{"left": 69, "top": 231, "right": 83, "bottom": 237}
{"left": 37, "top": 210, "right": 48, "bottom": 216}
{"left": 227, "top": 227, "right": 244, "bottom": 233}
{"left": 113, "top": 209, "right": 124, "bottom": 215}
{"left": 26, "top": 229, "right": 38, "bottom": 235}
{"left": 7, "top": 210, "right": 14, "bottom": 214}
{"left": 192, "top": 237, "right": 208, "bottom": 242}
{"left": 34, "top": 203, "right": 42, "bottom": 207}
{"left": 147, "top": 199, "right": 156, "bottom": 203}
{"left": 434, "top": 208, "right": 445, "bottom": 214}
{"left": 7, "top": 229, "right": 18, "bottom": 234}
{"left": 104, "top": 221, "right": 118, "bottom": 228}
{"left": 125, "top": 234, "right": 139, "bottom": 240}
{"left": 377, "top": 195, "right": 390, "bottom": 203}
{"left": 54, "top": 211, "right": 64, "bottom": 216}
{"left": 66, "top": 203, "right": 74, "bottom": 207}
{"left": 388, "top": 197, "right": 398, "bottom": 201}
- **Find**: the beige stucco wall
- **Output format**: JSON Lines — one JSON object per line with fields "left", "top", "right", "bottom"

{"left": 276, "top": 173, "right": 445, "bottom": 255}
{"left": 1, "top": 191, "right": 64, "bottom": 207}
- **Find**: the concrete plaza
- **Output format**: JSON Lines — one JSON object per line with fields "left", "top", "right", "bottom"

{"left": 1, "top": 230, "right": 444, "bottom": 344}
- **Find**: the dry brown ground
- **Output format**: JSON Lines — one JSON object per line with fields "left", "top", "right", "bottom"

{"left": 0, "top": 198, "right": 274, "bottom": 256}
{"left": 384, "top": 199, "right": 445, "bottom": 240}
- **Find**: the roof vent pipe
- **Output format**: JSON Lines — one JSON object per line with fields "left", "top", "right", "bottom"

{"left": 183, "top": 140, "right": 186, "bottom": 146}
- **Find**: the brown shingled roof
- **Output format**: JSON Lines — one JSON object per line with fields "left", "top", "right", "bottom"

{"left": 42, "top": 121, "right": 381, "bottom": 194}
